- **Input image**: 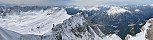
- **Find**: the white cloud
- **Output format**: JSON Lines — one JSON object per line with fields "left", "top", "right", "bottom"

{"left": 0, "top": 0, "right": 72, "bottom": 6}
{"left": 71, "top": 0, "right": 153, "bottom": 6}
{"left": 0, "top": 0, "right": 152, "bottom": 6}
{"left": 0, "top": 0, "right": 47, "bottom": 5}
{"left": 72, "top": 0, "right": 105, "bottom": 6}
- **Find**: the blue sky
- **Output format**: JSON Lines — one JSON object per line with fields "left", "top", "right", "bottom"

{"left": 0, "top": 0, "right": 153, "bottom": 6}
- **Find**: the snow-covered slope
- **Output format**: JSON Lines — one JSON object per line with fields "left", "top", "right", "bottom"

{"left": 107, "top": 6, "right": 130, "bottom": 15}
{"left": 0, "top": 8, "right": 71, "bottom": 35}
{"left": 0, "top": 7, "right": 72, "bottom": 40}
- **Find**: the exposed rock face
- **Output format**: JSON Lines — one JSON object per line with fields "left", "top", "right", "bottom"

{"left": 50, "top": 14, "right": 105, "bottom": 40}
{"left": 124, "top": 18, "right": 153, "bottom": 40}
{"left": 146, "top": 20, "right": 153, "bottom": 40}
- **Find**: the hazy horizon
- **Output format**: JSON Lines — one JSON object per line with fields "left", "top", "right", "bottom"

{"left": 0, "top": 0, "right": 153, "bottom": 6}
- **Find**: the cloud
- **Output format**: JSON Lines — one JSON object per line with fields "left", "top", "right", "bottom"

{"left": 0, "top": 0, "right": 153, "bottom": 6}
{"left": 0, "top": 0, "right": 72, "bottom": 6}
{"left": 72, "top": 0, "right": 105, "bottom": 6}
{"left": 72, "top": 0, "right": 153, "bottom": 6}
{"left": 0, "top": 0, "right": 47, "bottom": 5}
{"left": 46, "top": 0, "right": 73, "bottom": 6}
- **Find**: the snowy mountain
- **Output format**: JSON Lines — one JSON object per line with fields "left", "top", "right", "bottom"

{"left": 0, "top": 5, "right": 153, "bottom": 40}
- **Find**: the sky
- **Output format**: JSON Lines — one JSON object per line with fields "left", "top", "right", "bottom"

{"left": 0, "top": 0, "right": 153, "bottom": 6}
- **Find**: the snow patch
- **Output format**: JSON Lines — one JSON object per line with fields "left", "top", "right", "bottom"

{"left": 150, "top": 4, "right": 153, "bottom": 7}
{"left": 107, "top": 6, "right": 130, "bottom": 15}
{"left": 135, "top": 9, "right": 141, "bottom": 12}
{"left": 102, "top": 34, "right": 122, "bottom": 40}
{"left": 74, "top": 6, "right": 100, "bottom": 11}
